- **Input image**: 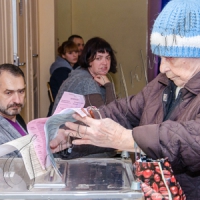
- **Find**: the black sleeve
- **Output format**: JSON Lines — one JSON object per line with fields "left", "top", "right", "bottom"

{"left": 16, "top": 114, "right": 27, "bottom": 132}
{"left": 50, "top": 67, "right": 72, "bottom": 100}
{"left": 55, "top": 143, "right": 115, "bottom": 160}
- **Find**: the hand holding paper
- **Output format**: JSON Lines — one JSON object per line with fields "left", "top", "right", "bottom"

{"left": 50, "top": 129, "right": 71, "bottom": 153}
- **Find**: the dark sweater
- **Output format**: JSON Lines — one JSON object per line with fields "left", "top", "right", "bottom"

{"left": 50, "top": 67, "right": 72, "bottom": 100}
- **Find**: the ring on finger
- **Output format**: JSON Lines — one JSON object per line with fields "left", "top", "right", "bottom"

{"left": 76, "top": 124, "right": 82, "bottom": 138}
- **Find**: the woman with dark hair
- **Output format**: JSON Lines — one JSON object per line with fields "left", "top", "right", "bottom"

{"left": 51, "top": 37, "right": 118, "bottom": 159}
{"left": 47, "top": 40, "right": 79, "bottom": 116}
{"left": 51, "top": 37, "right": 117, "bottom": 114}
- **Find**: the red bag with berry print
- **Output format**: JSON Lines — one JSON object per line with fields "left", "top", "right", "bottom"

{"left": 133, "top": 156, "right": 186, "bottom": 200}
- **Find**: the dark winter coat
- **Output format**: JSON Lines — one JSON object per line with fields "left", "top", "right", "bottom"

{"left": 98, "top": 72, "right": 200, "bottom": 200}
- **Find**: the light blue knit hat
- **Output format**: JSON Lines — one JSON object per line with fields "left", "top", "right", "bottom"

{"left": 151, "top": 0, "right": 200, "bottom": 57}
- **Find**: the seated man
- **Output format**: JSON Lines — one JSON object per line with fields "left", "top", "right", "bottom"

{"left": 68, "top": 34, "right": 84, "bottom": 68}
{"left": 0, "top": 63, "right": 27, "bottom": 157}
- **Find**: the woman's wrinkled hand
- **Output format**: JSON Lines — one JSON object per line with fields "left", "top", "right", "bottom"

{"left": 64, "top": 113, "right": 134, "bottom": 151}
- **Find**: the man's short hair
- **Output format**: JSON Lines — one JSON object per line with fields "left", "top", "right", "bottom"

{"left": 68, "top": 35, "right": 83, "bottom": 41}
{"left": 0, "top": 63, "right": 25, "bottom": 83}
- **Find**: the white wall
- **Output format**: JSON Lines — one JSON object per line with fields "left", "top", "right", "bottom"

{"left": 38, "top": 0, "right": 148, "bottom": 117}
{"left": 38, "top": 0, "right": 55, "bottom": 117}
{"left": 56, "top": 0, "right": 148, "bottom": 97}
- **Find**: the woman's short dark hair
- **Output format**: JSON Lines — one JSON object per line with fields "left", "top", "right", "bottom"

{"left": 80, "top": 37, "right": 117, "bottom": 73}
{"left": 58, "top": 40, "right": 78, "bottom": 56}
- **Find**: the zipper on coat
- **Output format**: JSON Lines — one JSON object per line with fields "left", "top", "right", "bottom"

{"left": 163, "top": 91, "right": 182, "bottom": 121}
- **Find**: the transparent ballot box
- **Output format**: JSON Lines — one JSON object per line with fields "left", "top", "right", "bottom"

{"left": 0, "top": 158, "right": 143, "bottom": 200}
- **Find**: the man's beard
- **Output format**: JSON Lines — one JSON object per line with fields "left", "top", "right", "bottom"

{"left": 0, "top": 103, "right": 24, "bottom": 116}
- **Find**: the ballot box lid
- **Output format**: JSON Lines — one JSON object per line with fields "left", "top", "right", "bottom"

{"left": 0, "top": 158, "right": 143, "bottom": 200}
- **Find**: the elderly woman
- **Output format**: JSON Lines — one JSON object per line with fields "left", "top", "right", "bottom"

{"left": 51, "top": 37, "right": 117, "bottom": 114}
{"left": 51, "top": 0, "right": 200, "bottom": 199}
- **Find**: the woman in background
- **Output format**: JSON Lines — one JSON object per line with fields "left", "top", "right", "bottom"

{"left": 47, "top": 40, "right": 78, "bottom": 116}
{"left": 52, "top": 37, "right": 117, "bottom": 114}
{"left": 51, "top": 37, "right": 118, "bottom": 159}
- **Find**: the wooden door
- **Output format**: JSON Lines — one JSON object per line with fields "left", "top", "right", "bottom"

{"left": 13, "top": 0, "right": 40, "bottom": 123}
{"left": 0, "top": 0, "right": 13, "bottom": 63}
{"left": 29, "top": 0, "right": 40, "bottom": 120}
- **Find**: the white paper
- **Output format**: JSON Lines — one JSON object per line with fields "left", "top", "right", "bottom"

{"left": 0, "top": 135, "right": 49, "bottom": 179}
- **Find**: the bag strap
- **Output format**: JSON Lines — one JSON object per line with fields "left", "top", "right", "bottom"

{"left": 158, "top": 162, "right": 172, "bottom": 200}
{"left": 134, "top": 140, "right": 146, "bottom": 160}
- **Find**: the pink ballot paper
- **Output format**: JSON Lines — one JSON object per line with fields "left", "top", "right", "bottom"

{"left": 53, "top": 92, "right": 85, "bottom": 115}
{"left": 27, "top": 118, "right": 50, "bottom": 170}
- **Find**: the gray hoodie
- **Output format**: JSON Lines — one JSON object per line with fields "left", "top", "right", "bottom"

{"left": 50, "top": 56, "right": 73, "bottom": 75}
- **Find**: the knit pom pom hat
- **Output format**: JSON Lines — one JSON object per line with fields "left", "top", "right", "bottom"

{"left": 151, "top": 0, "right": 200, "bottom": 57}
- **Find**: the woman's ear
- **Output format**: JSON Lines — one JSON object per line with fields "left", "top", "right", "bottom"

{"left": 61, "top": 54, "right": 66, "bottom": 59}
{"left": 88, "top": 61, "right": 92, "bottom": 68}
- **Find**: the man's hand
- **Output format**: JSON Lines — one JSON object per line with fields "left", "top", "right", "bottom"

{"left": 50, "top": 129, "right": 71, "bottom": 153}
{"left": 65, "top": 114, "right": 135, "bottom": 152}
